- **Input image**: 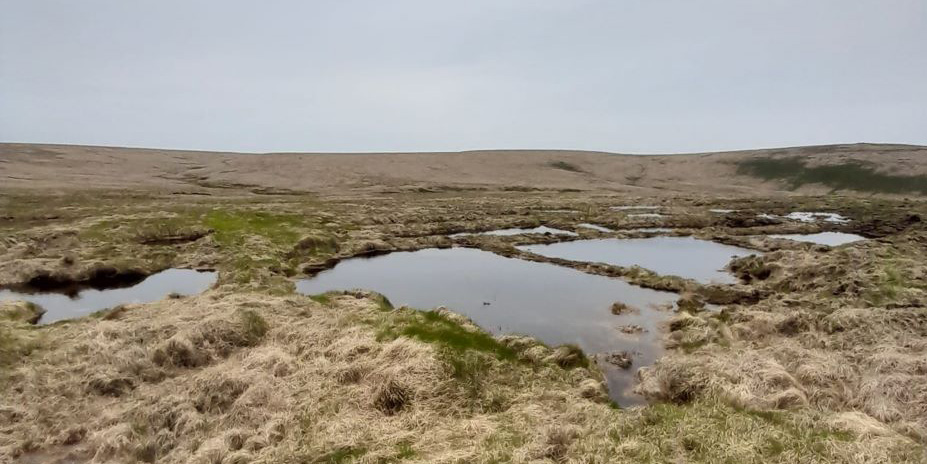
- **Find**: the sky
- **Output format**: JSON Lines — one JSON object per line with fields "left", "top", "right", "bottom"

{"left": 1, "top": 1, "right": 925, "bottom": 154}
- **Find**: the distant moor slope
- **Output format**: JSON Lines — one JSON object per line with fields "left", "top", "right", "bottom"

{"left": 1, "top": 143, "right": 925, "bottom": 196}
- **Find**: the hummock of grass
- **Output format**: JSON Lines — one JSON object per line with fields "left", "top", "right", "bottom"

{"left": 2, "top": 291, "right": 922, "bottom": 463}
{"left": 377, "top": 309, "right": 517, "bottom": 361}
{"left": 3, "top": 189, "right": 927, "bottom": 463}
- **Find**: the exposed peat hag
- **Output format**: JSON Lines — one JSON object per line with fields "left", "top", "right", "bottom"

{"left": 518, "top": 237, "right": 755, "bottom": 284}
{"left": 296, "top": 247, "right": 678, "bottom": 406}
{"left": 0, "top": 269, "right": 217, "bottom": 323}
{"left": 11, "top": 266, "right": 150, "bottom": 295}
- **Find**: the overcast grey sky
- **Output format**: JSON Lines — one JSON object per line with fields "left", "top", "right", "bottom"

{"left": 1, "top": 1, "right": 925, "bottom": 153}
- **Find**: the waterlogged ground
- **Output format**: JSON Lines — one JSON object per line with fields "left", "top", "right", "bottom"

{"left": 297, "top": 247, "right": 678, "bottom": 406}
{"left": 518, "top": 237, "right": 755, "bottom": 284}
{"left": 449, "top": 225, "right": 578, "bottom": 237}
{"left": 0, "top": 189, "right": 925, "bottom": 463}
{"left": 0, "top": 269, "right": 216, "bottom": 323}
{"left": 769, "top": 231, "right": 866, "bottom": 246}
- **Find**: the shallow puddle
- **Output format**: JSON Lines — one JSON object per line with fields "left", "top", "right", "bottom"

{"left": 631, "top": 227, "right": 675, "bottom": 233}
{"left": 627, "top": 213, "right": 665, "bottom": 219}
{"left": 784, "top": 212, "right": 850, "bottom": 223}
{"left": 518, "top": 237, "right": 755, "bottom": 284}
{"left": 577, "top": 223, "right": 614, "bottom": 233}
{"left": 611, "top": 206, "right": 661, "bottom": 211}
{"left": 0, "top": 269, "right": 217, "bottom": 324}
{"left": 296, "top": 247, "right": 679, "bottom": 406}
{"left": 758, "top": 212, "right": 851, "bottom": 224}
{"left": 769, "top": 232, "right": 865, "bottom": 246}
{"left": 450, "top": 226, "right": 578, "bottom": 237}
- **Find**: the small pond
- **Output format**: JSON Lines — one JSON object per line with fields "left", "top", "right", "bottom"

{"left": 450, "top": 226, "right": 578, "bottom": 237}
{"left": 0, "top": 269, "right": 217, "bottom": 324}
{"left": 518, "top": 237, "right": 755, "bottom": 284}
{"left": 769, "top": 232, "right": 866, "bottom": 246}
{"left": 296, "top": 247, "right": 679, "bottom": 406}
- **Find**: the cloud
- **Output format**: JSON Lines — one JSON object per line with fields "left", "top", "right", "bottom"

{"left": 1, "top": 0, "right": 925, "bottom": 152}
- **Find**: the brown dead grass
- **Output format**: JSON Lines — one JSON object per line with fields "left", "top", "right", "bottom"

{"left": 0, "top": 290, "right": 922, "bottom": 463}
{"left": 638, "top": 228, "right": 927, "bottom": 449}
{"left": 1, "top": 189, "right": 926, "bottom": 463}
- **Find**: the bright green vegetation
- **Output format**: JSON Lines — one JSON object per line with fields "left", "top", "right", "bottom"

{"left": 737, "top": 157, "right": 927, "bottom": 194}
{"left": 204, "top": 210, "right": 308, "bottom": 247}
{"left": 201, "top": 209, "right": 332, "bottom": 290}
{"left": 378, "top": 309, "right": 516, "bottom": 361}
{"left": 375, "top": 308, "right": 522, "bottom": 412}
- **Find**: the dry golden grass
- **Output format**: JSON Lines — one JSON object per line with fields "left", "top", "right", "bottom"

{"left": 638, "top": 229, "right": 927, "bottom": 455}
{"left": 1, "top": 190, "right": 926, "bottom": 463}
{"left": 0, "top": 289, "right": 923, "bottom": 463}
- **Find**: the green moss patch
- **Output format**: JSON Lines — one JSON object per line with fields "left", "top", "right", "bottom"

{"left": 378, "top": 310, "right": 516, "bottom": 361}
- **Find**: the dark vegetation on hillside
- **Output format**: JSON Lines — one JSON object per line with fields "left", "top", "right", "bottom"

{"left": 548, "top": 160, "right": 584, "bottom": 173}
{"left": 737, "top": 157, "right": 927, "bottom": 194}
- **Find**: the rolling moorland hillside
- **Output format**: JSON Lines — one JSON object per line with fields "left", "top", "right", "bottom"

{"left": 1, "top": 143, "right": 925, "bottom": 196}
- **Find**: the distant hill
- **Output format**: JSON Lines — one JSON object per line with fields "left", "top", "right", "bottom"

{"left": 1, "top": 142, "right": 925, "bottom": 196}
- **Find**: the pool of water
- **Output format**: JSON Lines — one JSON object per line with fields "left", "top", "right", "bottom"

{"left": 296, "top": 247, "right": 679, "bottom": 406}
{"left": 627, "top": 213, "right": 665, "bottom": 219}
{"left": 758, "top": 212, "right": 851, "bottom": 224}
{"left": 631, "top": 227, "right": 675, "bottom": 233}
{"left": 450, "top": 226, "right": 578, "bottom": 237}
{"left": 769, "top": 232, "right": 865, "bottom": 246}
{"left": 0, "top": 269, "right": 217, "bottom": 324}
{"left": 611, "top": 206, "right": 661, "bottom": 211}
{"left": 784, "top": 212, "right": 850, "bottom": 223}
{"left": 518, "top": 237, "right": 755, "bottom": 284}
{"left": 578, "top": 223, "right": 614, "bottom": 233}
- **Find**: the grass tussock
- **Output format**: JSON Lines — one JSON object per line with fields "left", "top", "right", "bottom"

{"left": 133, "top": 222, "right": 212, "bottom": 245}
{"left": 377, "top": 308, "right": 516, "bottom": 361}
{"left": 0, "top": 301, "right": 45, "bottom": 324}
{"left": 0, "top": 323, "right": 41, "bottom": 369}
{"left": 3, "top": 190, "right": 927, "bottom": 463}
{"left": 0, "top": 270, "right": 924, "bottom": 463}
{"left": 637, "top": 231, "right": 927, "bottom": 454}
